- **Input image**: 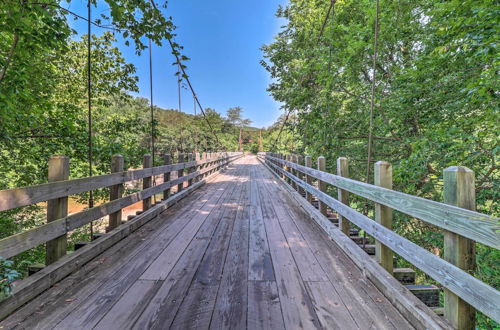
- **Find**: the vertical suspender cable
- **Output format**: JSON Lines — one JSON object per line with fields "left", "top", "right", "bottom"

{"left": 149, "top": 39, "right": 155, "bottom": 166}
{"left": 177, "top": 63, "right": 182, "bottom": 112}
{"left": 87, "top": 0, "right": 94, "bottom": 239}
{"left": 366, "top": 0, "right": 380, "bottom": 186}
{"left": 148, "top": 39, "right": 157, "bottom": 203}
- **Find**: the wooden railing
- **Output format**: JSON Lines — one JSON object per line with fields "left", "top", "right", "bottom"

{"left": 0, "top": 152, "right": 243, "bottom": 261}
{"left": 258, "top": 152, "right": 499, "bottom": 328}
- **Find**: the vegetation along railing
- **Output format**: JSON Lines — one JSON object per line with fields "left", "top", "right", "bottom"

{"left": 258, "top": 152, "right": 499, "bottom": 328}
{"left": 0, "top": 152, "right": 242, "bottom": 261}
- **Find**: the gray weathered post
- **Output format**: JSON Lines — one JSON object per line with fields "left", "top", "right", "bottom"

{"left": 109, "top": 154, "right": 124, "bottom": 231}
{"left": 163, "top": 154, "right": 172, "bottom": 200}
{"left": 317, "top": 156, "right": 327, "bottom": 216}
{"left": 142, "top": 154, "right": 152, "bottom": 211}
{"left": 177, "top": 153, "right": 185, "bottom": 193}
{"left": 305, "top": 156, "right": 313, "bottom": 203}
{"left": 297, "top": 155, "right": 304, "bottom": 195}
{"left": 46, "top": 155, "right": 69, "bottom": 265}
{"left": 280, "top": 154, "right": 286, "bottom": 179}
{"left": 443, "top": 166, "right": 476, "bottom": 329}
{"left": 374, "top": 161, "right": 393, "bottom": 274}
{"left": 292, "top": 154, "right": 299, "bottom": 190}
{"left": 187, "top": 153, "right": 194, "bottom": 187}
{"left": 337, "top": 157, "right": 350, "bottom": 235}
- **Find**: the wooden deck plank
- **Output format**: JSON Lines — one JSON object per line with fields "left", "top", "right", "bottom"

{"left": 131, "top": 164, "right": 247, "bottom": 329}
{"left": 2, "top": 182, "right": 216, "bottom": 330}
{"left": 139, "top": 173, "right": 239, "bottom": 281}
{"left": 255, "top": 163, "right": 321, "bottom": 329}
{"left": 247, "top": 281, "right": 285, "bottom": 330}
{"left": 170, "top": 165, "right": 250, "bottom": 329}
{"left": 93, "top": 280, "right": 162, "bottom": 330}
{"left": 257, "top": 169, "right": 328, "bottom": 282}
{"left": 248, "top": 166, "right": 275, "bottom": 281}
{"left": 209, "top": 169, "right": 251, "bottom": 330}
{"left": 262, "top": 161, "right": 414, "bottom": 329}
{"left": 51, "top": 171, "right": 237, "bottom": 329}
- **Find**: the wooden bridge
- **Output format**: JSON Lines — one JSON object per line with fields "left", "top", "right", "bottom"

{"left": 0, "top": 153, "right": 498, "bottom": 329}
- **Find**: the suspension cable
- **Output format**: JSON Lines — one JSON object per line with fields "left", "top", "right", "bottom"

{"left": 149, "top": 39, "right": 155, "bottom": 165}
{"left": 87, "top": 0, "right": 94, "bottom": 239}
{"left": 366, "top": 0, "right": 380, "bottom": 185}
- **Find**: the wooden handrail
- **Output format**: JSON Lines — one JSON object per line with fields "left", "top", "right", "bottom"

{"left": 260, "top": 154, "right": 500, "bottom": 323}
{"left": 0, "top": 154, "right": 237, "bottom": 212}
{"left": 263, "top": 154, "right": 499, "bottom": 249}
{"left": 0, "top": 153, "right": 242, "bottom": 259}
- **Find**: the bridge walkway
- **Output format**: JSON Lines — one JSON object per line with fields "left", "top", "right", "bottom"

{"left": 2, "top": 156, "right": 413, "bottom": 329}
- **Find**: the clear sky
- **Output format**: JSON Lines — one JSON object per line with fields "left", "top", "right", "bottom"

{"left": 65, "top": 0, "right": 286, "bottom": 128}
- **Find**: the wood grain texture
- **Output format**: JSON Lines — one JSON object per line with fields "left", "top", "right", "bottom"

{"left": 0, "top": 158, "right": 239, "bottom": 321}
{"left": 443, "top": 166, "right": 476, "bottom": 329}
{"left": 374, "top": 161, "right": 393, "bottom": 274}
{"left": 210, "top": 169, "right": 250, "bottom": 330}
{"left": 262, "top": 157, "right": 500, "bottom": 324}
{"left": 247, "top": 281, "right": 285, "bottom": 330}
{"left": 109, "top": 154, "right": 124, "bottom": 230}
{"left": 0, "top": 154, "right": 241, "bottom": 212}
{"left": 265, "top": 154, "right": 499, "bottom": 248}
{"left": 45, "top": 155, "right": 69, "bottom": 265}
{"left": 0, "top": 156, "right": 241, "bottom": 259}
{"left": 259, "top": 156, "right": 452, "bottom": 330}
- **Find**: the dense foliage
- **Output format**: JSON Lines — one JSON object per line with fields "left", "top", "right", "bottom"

{"left": 262, "top": 0, "right": 498, "bottom": 327}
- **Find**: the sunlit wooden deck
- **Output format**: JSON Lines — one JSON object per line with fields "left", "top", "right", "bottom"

{"left": 2, "top": 156, "right": 419, "bottom": 329}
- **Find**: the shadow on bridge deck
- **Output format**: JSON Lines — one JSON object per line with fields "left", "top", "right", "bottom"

{"left": 2, "top": 156, "right": 415, "bottom": 329}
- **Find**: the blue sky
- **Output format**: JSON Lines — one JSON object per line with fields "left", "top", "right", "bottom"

{"left": 65, "top": 0, "right": 286, "bottom": 128}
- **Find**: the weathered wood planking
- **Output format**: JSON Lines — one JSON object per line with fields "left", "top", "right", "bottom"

{"left": 132, "top": 166, "right": 246, "bottom": 329}
{"left": 248, "top": 166, "right": 275, "bottom": 281}
{"left": 264, "top": 155, "right": 499, "bottom": 249}
{"left": 0, "top": 180, "right": 214, "bottom": 329}
{"left": 42, "top": 165, "right": 241, "bottom": 329}
{"left": 210, "top": 170, "right": 251, "bottom": 330}
{"left": 0, "top": 174, "right": 212, "bottom": 321}
{"left": 0, "top": 154, "right": 242, "bottom": 212}
{"left": 170, "top": 174, "right": 243, "bottom": 329}
{"left": 259, "top": 157, "right": 452, "bottom": 329}
{"left": 247, "top": 281, "right": 285, "bottom": 330}
{"left": 0, "top": 156, "right": 241, "bottom": 259}
{"left": 263, "top": 158, "right": 500, "bottom": 323}
{"left": 257, "top": 165, "right": 321, "bottom": 329}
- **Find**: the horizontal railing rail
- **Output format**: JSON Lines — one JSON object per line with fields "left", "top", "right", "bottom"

{"left": 0, "top": 155, "right": 237, "bottom": 212}
{"left": 0, "top": 152, "right": 243, "bottom": 260}
{"left": 258, "top": 152, "right": 500, "bottom": 325}
{"left": 264, "top": 154, "right": 499, "bottom": 249}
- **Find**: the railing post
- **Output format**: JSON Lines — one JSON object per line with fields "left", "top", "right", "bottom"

{"left": 177, "top": 153, "right": 185, "bottom": 193}
{"left": 292, "top": 154, "right": 299, "bottom": 190}
{"left": 286, "top": 154, "right": 292, "bottom": 185}
{"left": 46, "top": 155, "right": 69, "bottom": 265}
{"left": 317, "top": 156, "right": 327, "bottom": 216}
{"left": 194, "top": 152, "right": 200, "bottom": 181}
{"left": 163, "top": 154, "right": 172, "bottom": 200}
{"left": 443, "top": 166, "right": 476, "bottom": 329}
{"left": 374, "top": 161, "right": 393, "bottom": 274}
{"left": 305, "top": 156, "right": 313, "bottom": 203}
{"left": 109, "top": 154, "right": 124, "bottom": 231}
{"left": 187, "top": 153, "right": 194, "bottom": 187}
{"left": 297, "top": 155, "right": 304, "bottom": 195}
{"left": 337, "top": 157, "right": 350, "bottom": 235}
{"left": 142, "top": 154, "right": 152, "bottom": 211}
{"left": 282, "top": 154, "right": 286, "bottom": 179}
